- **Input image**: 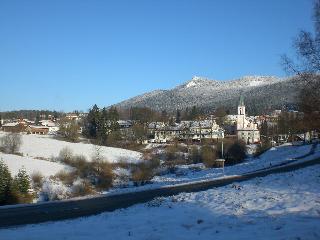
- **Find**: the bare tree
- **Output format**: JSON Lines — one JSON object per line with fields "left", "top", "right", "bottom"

{"left": 59, "top": 118, "right": 80, "bottom": 142}
{"left": 0, "top": 133, "right": 22, "bottom": 154}
{"left": 282, "top": 0, "right": 320, "bottom": 132}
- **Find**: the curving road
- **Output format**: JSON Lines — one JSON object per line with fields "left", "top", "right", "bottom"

{"left": 0, "top": 156, "right": 319, "bottom": 228}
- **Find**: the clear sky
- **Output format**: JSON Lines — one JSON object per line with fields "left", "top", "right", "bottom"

{"left": 0, "top": 0, "right": 314, "bottom": 112}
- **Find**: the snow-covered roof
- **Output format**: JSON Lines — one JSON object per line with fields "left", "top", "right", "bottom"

{"left": 117, "top": 120, "right": 132, "bottom": 126}
{"left": 29, "top": 125, "right": 49, "bottom": 129}
{"left": 2, "top": 122, "right": 19, "bottom": 127}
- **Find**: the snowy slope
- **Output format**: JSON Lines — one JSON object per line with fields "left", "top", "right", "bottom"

{"left": 1, "top": 164, "right": 319, "bottom": 239}
{"left": 113, "top": 75, "right": 301, "bottom": 112}
{"left": 108, "top": 143, "right": 320, "bottom": 194}
{"left": 0, "top": 132, "right": 142, "bottom": 163}
{"left": 0, "top": 152, "right": 71, "bottom": 177}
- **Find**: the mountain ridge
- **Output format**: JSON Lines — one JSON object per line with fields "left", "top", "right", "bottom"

{"left": 111, "top": 75, "right": 301, "bottom": 114}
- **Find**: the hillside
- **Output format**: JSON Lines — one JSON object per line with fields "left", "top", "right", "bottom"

{"left": 113, "top": 76, "right": 303, "bottom": 114}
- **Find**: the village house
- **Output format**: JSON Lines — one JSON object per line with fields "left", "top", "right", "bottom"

{"left": 1, "top": 118, "right": 54, "bottom": 135}
{"left": 150, "top": 119, "right": 224, "bottom": 143}
{"left": 65, "top": 113, "right": 80, "bottom": 121}
{"left": 2, "top": 120, "right": 28, "bottom": 133}
{"left": 117, "top": 120, "right": 133, "bottom": 128}
{"left": 26, "top": 125, "right": 49, "bottom": 135}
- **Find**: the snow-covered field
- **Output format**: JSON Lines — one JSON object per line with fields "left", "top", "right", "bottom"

{"left": 1, "top": 164, "right": 319, "bottom": 240}
{"left": 0, "top": 132, "right": 142, "bottom": 163}
{"left": 0, "top": 152, "right": 71, "bottom": 177}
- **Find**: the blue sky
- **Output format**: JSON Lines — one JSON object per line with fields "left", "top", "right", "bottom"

{"left": 0, "top": 0, "right": 314, "bottom": 112}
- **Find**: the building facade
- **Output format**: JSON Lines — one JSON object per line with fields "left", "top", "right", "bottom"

{"left": 151, "top": 120, "right": 224, "bottom": 143}
{"left": 236, "top": 96, "right": 260, "bottom": 144}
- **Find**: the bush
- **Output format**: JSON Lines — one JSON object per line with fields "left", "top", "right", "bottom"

{"left": 165, "top": 145, "right": 178, "bottom": 161}
{"left": 58, "top": 146, "right": 114, "bottom": 191}
{"left": 59, "top": 147, "right": 74, "bottom": 164}
{"left": 90, "top": 159, "right": 114, "bottom": 190}
{"left": 225, "top": 141, "right": 246, "bottom": 165}
{"left": 189, "top": 146, "right": 201, "bottom": 164}
{"left": 41, "top": 179, "right": 71, "bottom": 201}
{"left": 132, "top": 163, "right": 153, "bottom": 186}
{"left": 132, "top": 158, "right": 160, "bottom": 186}
{"left": 71, "top": 179, "right": 94, "bottom": 197}
{"left": 71, "top": 155, "right": 91, "bottom": 178}
{"left": 31, "top": 171, "right": 44, "bottom": 189}
{"left": 54, "top": 170, "right": 78, "bottom": 186}
{"left": 201, "top": 145, "right": 217, "bottom": 168}
{"left": 0, "top": 133, "right": 22, "bottom": 154}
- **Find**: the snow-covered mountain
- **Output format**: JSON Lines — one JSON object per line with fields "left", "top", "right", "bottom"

{"left": 113, "top": 75, "right": 302, "bottom": 114}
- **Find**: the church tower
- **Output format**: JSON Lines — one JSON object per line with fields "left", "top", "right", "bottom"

{"left": 237, "top": 95, "right": 246, "bottom": 129}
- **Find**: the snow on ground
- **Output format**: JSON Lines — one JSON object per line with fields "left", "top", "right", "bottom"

{"left": 0, "top": 152, "right": 71, "bottom": 177}
{"left": 154, "top": 143, "right": 320, "bottom": 184}
{"left": 1, "top": 164, "right": 319, "bottom": 240}
{"left": 107, "top": 143, "right": 320, "bottom": 195}
{"left": 0, "top": 132, "right": 142, "bottom": 163}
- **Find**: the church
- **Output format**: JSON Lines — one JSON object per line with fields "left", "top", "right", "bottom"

{"left": 236, "top": 96, "right": 260, "bottom": 144}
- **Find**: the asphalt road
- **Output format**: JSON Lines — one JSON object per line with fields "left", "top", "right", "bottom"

{"left": 1, "top": 157, "right": 319, "bottom": 228}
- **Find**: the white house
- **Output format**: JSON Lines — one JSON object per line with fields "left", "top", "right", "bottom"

{"left": 151, "top": 120, "right": 224, "bottom": 143}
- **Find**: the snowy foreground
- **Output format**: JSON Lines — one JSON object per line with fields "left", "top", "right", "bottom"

{"left": 1, "top": 165, "right": 319, "bottom": 240}
{"left": 0, "top": 132, "right": 142, "bottom": 176}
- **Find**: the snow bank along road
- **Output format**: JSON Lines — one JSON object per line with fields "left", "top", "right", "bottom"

{"left": 1, "top": 156, "right": 320, "bottom": 228}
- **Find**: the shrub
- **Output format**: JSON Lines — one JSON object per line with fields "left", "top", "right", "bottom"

{"left": 132, "top": 158, "right": 160, "bottom": 186}
{"left": 58, "top": 146, "right": 114, "bottom": 191}
{"left": 114, "top": 167, "right": 131, "bottom": 187}
{"left": 132, "top": 163, "right": 153, "bottom": 186}
{"left": 225, "top": 141, "right": 247, "bottom": 164}
{"left": 165, "top": 145, "right": 178, "bottom": 161}
{"left": 0, "top": 133, "right": 22, "bottom": 154}
{"left": 71, "top": 155, "right": 91, "bottom": 178}
{"left": 189, "top": 146, "right": 201, "bottom": 164}
{"left": 201, "top": 145, "right": 217, "bottom": 168}
{"left": 59, "top": 147, "right": 74, "bottom": 164}
{"left": 90, "top": 159, "right": 114, "bottom": 190}
{"left": 71, "top": 179, "right": 94, "bottom": 197}
{"left": 31, "top": 171, "right": 44, "bottom": 189}
{"left": 41, "top": 179, "right": 71, "bottom": 201}
{"left": 54, "top": 170, "right": 78, "bottom": 186}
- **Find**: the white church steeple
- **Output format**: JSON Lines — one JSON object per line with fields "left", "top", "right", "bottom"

{"left": 237, "top": 95, "right": 246, "bottom": 129}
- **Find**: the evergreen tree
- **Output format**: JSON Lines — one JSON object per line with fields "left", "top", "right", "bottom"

{"left": 189, "top": 106, "right": 199, "bottom": 120}
{"left": 14, "top": 167, "right": 30, "bottom": 194}
{"left": 97, "top": 107, "right": 109, "bottom": 144}
{"left": 83, "top": 104, "right": 100, "bottom": 138}
{"left": 35, "top": 113, "right": 40, "bottom": 125}
{"left": 0, "top": 160, "right": 12, "bottom": 205}
{"left": 107, "top": 107, "right": 120, "bottom": 131}
{"left": 176, "top": 110, "right": 181, "bottom": 123}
